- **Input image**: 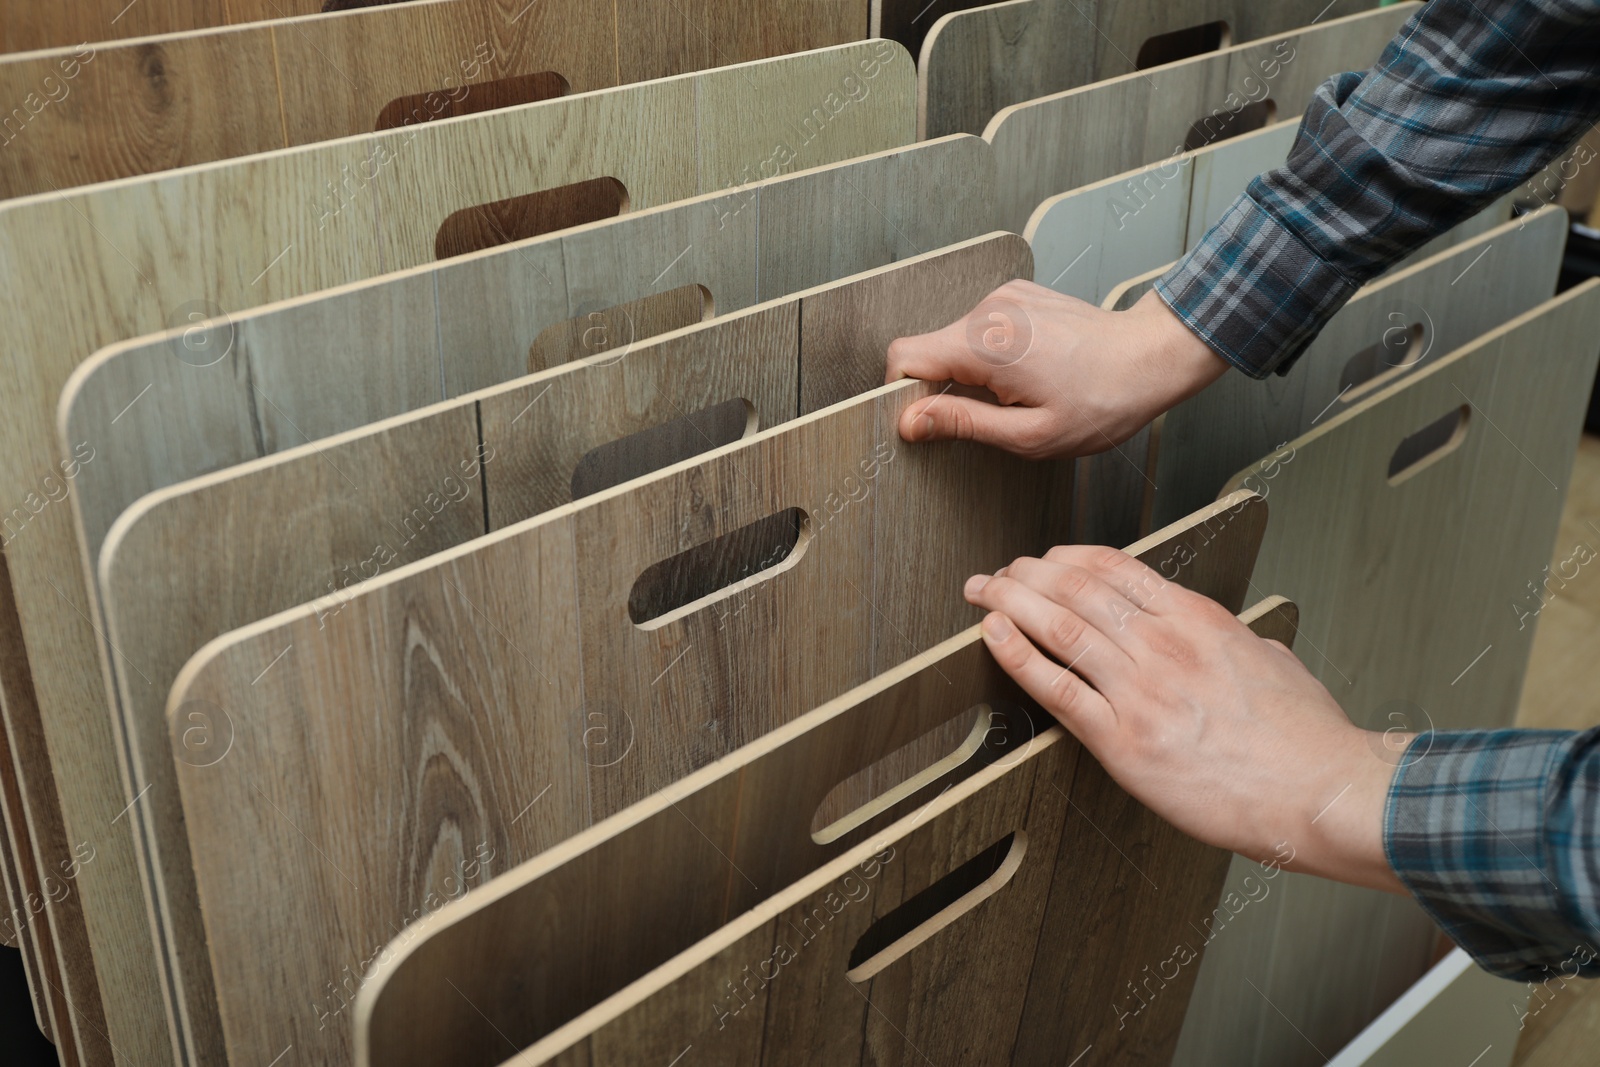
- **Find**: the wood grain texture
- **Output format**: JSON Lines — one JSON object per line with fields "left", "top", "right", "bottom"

{"left": 871, "top": 0, "right": 989, "bottom": 62}
{"left": 0, "top": 42, "right": 911, "bottom": 1067}
{"left": 1174, "top": 281, "right": 1600, "bottom": 1067}
{"left": 921, "top": 0, "right": 1370, "bottom": 138}
{"left": 0, "top": 0, "right": 870, "bottom": 198}
{"left": 91, "top": 239, "right": 1027, "bottom": 1060}
{"left": 63, "top": 133, "right": 990, "bottom": 562}
{"left": 162, "top": 375, "right": 1071, "bottom": 1067}
{"left": 0, "top": 550, "right": 105, "bottom": 1067}
{"left": 352, "top": 493, "right": 1273, "bottom": 1067}
{"left": 984, "top": 5, "right": 1415, "bottom": 233}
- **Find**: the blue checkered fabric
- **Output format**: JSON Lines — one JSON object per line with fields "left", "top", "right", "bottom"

{"left": 1157, "top": 0, "right": 1600, "bottom": 378}
{"left": 1386, "top": 728, "right": 1600, "bottom": 979}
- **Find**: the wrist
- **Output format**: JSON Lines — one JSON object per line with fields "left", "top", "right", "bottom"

{"left": 1128, "top": 289, "right": 1230, "bottom": 401}
{"left": 1272, "top": 727, "right": 1408, "bottom": 894}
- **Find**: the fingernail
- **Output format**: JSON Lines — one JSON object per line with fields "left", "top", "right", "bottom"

{"left": 995, "top": 566, "right": 1008, "bottom": 579}
{"left": 912, "top": 413, "right": 934, "bottom": 440}
{"left": 965, "top": 574, "right": 989, "bottom": 598}
{"left": 982, "top": 613, "right": 1014, "bottom": 642}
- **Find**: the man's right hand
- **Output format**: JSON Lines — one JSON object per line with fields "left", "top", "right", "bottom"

{"left": 885, "top": 281, "right": 1232, "bottom": 459}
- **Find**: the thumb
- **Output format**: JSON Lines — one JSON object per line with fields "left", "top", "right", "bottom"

{"left": 898, "top": 392, "right": 1054, "bottom": 457}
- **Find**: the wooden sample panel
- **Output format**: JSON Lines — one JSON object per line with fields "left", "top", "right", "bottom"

{"left": 353, "top": 494, "right": 1275, "bottom": 1067}
{"left": 1025, "top": 120, "right": 1297, "bottom": 304}
{"left": 0, "top": 551, "right": 105, "bottom": 1067}
{"left": 92, "top": 234, "right": 1030, "bottom": 1067}
{"left": 1177, "top": 281, "right": 1600, "bottom": 1067}
{"left": 871, "top": 0, "right": 987, "bottom": 61}
{"left": 163, "top": 374, "right": 1072, "bottom": 1067}
{"left": 64, "top": 133, "right": 994, "bottom": 560}
{"left": 0, "top": 42, "right": 912, "bottom": 1067}
{"left": 985, "top": 4, "right": 1415, "bottom": 232}
{"left": 1026, "top": 125, "right": 1520, "bottom": 550}
{"left": 1324, "top": 950, "right": 1524, "bottom": 1067}
{"left": 922, "top": 0, "right": 1370, "bottom": 137}
{"left": 0, "top": 1, "right": 258, "bottom": 53}
{"left": 0, "top": 0, "right": 867, "bottom": 197}
{"left": 1152, "top": 206, "right": 1570, "bottom": 532}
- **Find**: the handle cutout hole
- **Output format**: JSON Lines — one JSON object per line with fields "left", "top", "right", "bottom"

{"left": 323, "top": 0, "right": 417, "bottom": 10}
{"left": 1183, "top": 99, "right": 1277, "bottom": 152}
{"left": 630, "top": 508, "right": 809, "bottom": 628}
{"left": 528, "top": 284, "right": 713, "bottom": 374}
{"left": 1388, "top": 405, "right": 1470, "bottom": 484}
{"left": 811, "top": 705, "right": 1036, "bottom": 845}
{"left": 375, "top": 71, "right": 570, "bottom": 131}
{"left": 846, "top": 831, "right": 1027, "bottom": 982}
{"left": 435, "top": 177, "right": 628, "bottom": 261}
{"left": 1136, "top": 20, "right": 1230, "bottom": 69}
{"left": 1340, "top": 322, "right": 1428, "bottom": 401}
{"left": 572, "top": 399, "right": 756, "bottom": 501}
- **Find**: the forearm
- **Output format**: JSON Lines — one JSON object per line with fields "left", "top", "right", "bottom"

{"left": 1159, "top": 0, "right": 1600, "bottom": 378}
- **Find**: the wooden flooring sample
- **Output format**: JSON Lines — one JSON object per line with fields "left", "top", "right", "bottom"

{"left": 922, "top": 0, "right": 1369, "bottom": 137}
{"left": 0, "top": 41, "right": 913, "bottom": 1067}
{"left": 92, "top": 235, "right": 1029, "bottom": 1067}
{"left": 985, "top": 4, "right": 1415, "bottom": 232}
{"left": 353, "top": 493, "right": 1275, "bottom": 1067}
{"left": 0, "top": 0, "right": 868, "bottom": 197}
{"left": 64, "top": 134, "right": 994, "bottom": 560}
{"left": 1152, "top": 205, "right": 1570, "bottom": 532}
{"left": 1174, "top": 281, "right": 1600, "bottom": 1067}
{"left": 0, "top": 551, "right": 105, "bottom": 1067}
{"left": 162, "top": 371, "right": 1072, "bottom": 1067}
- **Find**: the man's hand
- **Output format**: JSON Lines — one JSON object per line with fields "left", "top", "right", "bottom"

{"left": 885, "top": 282, "right": 1230, "bottom": 459}
{"left": 967, "top": 544, "right": 1409, "bottom": 894}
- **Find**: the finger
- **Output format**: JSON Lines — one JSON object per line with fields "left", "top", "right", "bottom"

{"left": 1041, "top": 544, "right": 1173, "bottom": 614}
{"left": 964, "top": 573, "right": 1132, "bottom": 687}
{"left": 979, "top": 611, "right": 1116, "bottom": 740}
{"left": 996, "top": 557, "right": 1150, "bottom": 648}
{"left": 898, "top": 392, "right": 1055, "bottom": 456}
{"left": 884, "top": 321, "right": 999, "bottom": 388}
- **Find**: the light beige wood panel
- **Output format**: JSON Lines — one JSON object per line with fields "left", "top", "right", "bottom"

{"left": 353, "top": 494, "right": 1274, "bottom": 1067}
{"left": 164, "top": 377, "right": 1072, "bottom": 1067}
{"left": 63, "top": 133, "right": 991, "bottom": 563}
{"left": 0, "top": 551, "right": 105, "bottom": 1067}
{"left": 616, "top": 0, "right": 867, "bottom": 82}
{"left": 0, "top": 0, "right": 871, "bottom": 198}
{"left": 0, "top": 42, "right": 913, "bottom": 1067}
{"left": 1178, "top": 282, "right": 1600, "bottom": 1067}
{"left": 985, "top": 5, "right": 1415, "bottom": 233}
{"left": 922, "top": 0, "right": 1371, "bottom": 138}
{"left": 90, "top": 238, "right": 1026, "bottom": 1065}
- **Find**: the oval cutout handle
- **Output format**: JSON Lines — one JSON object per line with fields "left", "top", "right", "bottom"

{"left": 434, "top": 176, "right": 630, "bottom": 260}
{"left": 846, "top": 831, "right": 1027, "bottom": 982}
{"left": 629, "top": 508, "right": 811, "bottom": 630}
{"left": 1388, "top": 404, "right": 1470, "bottom": 485}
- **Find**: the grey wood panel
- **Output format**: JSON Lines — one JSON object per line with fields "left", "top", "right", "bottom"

{"left": 1177, "top": 281, "right": 1600, "bottom": 1067}
{"left": 985, "top": 5, "right": 1415, "bottom": 233}
{"left": 923, "top": 0, "right": 1372, "bottom": 138}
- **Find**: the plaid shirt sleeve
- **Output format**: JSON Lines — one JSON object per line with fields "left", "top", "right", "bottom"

{"left": 1155, "top": 0, "right": 1600, "bottom": 379}
{"left": 1385, "top": 728, "right": 1600, "bottom": 980}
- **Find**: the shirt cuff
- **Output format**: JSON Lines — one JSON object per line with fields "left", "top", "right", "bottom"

{"left": 1153, "top": 193, "right": 1360, "bottom": 380}
{"left": 1385, "top": 728, "right": 1600, "bottom": 981}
